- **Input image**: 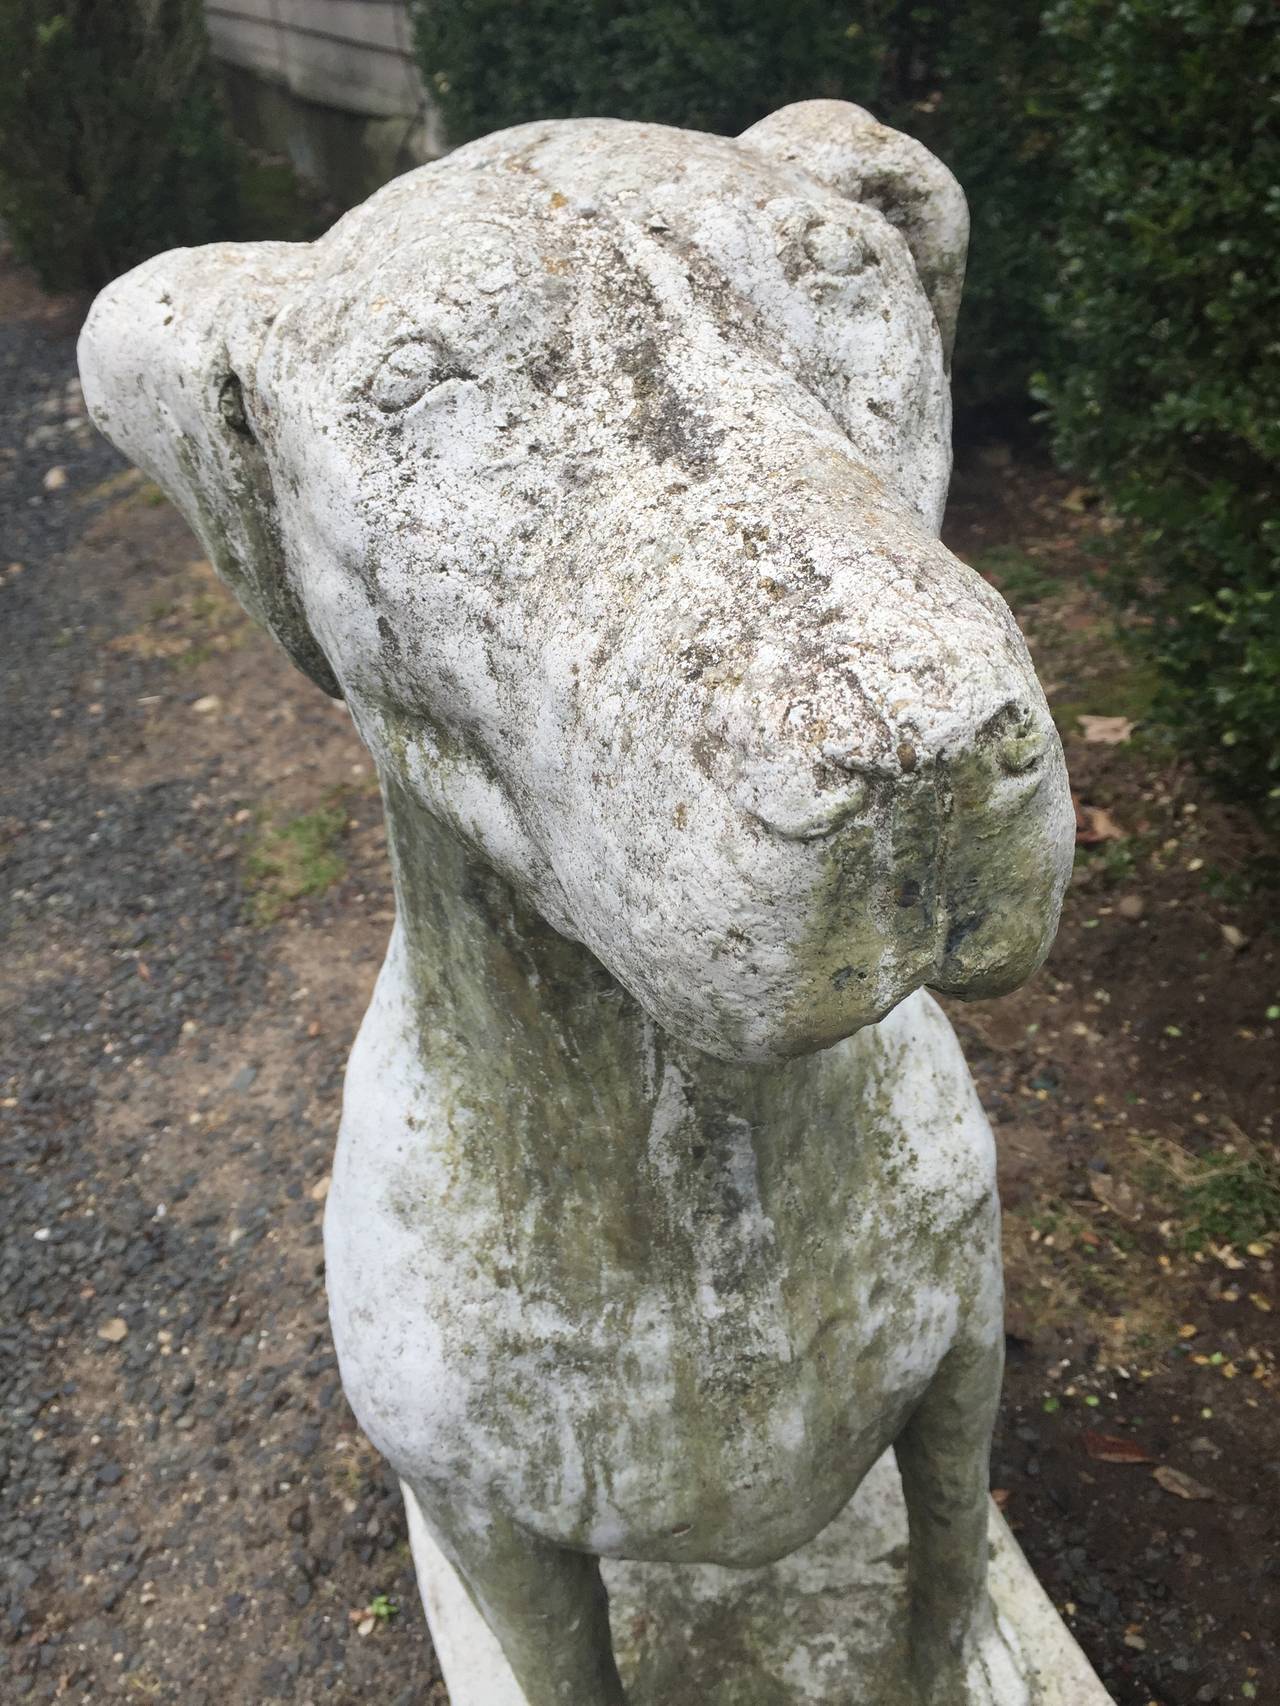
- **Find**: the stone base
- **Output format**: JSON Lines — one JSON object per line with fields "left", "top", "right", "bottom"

{"left": 403, "top": 1453, "right": 1113, "bottom": 1705}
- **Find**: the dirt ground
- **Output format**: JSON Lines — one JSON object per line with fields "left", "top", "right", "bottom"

{"left": 1, "top": 243, "right": 1276, "bottom": 1706}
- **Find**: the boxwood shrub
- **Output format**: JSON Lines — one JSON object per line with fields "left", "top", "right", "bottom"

{"left": 0, "top": 0, "right": 239, "bottom": 290}
{"left": 409, "top": 0, "right": 1060, "bottom": 421}
{"left": 1041, "top": 0, "right": 1280, "bottom": 822}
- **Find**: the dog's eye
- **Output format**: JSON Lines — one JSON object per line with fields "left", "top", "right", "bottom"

{"left": 370, "top": 342, "right": 477, "bottom": 413}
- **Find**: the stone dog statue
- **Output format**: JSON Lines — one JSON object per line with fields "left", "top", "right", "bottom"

{"left": 80, "top": 101, "right": 1075, "bottom": 1705}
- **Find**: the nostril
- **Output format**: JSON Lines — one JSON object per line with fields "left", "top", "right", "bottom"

{"left": 977, "top": 701, "right": 1044, "bottom": 776}
{"left": 997, "top": 731, "right": 1044, "bottom": 775}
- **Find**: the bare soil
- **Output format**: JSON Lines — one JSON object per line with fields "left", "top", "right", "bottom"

{"left": 2, "top": 246, "right": 1276, "bottom": 1705}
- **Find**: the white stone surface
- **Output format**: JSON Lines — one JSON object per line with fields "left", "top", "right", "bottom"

{"left": 80, "top": 102, "right": 1089, "bottom": 1706}
{"left": 406, "top": 1456, "right": 1111, "bottom": 1706}
{"left": 79, "top": 102, "right": 1074, "bottom": 1065}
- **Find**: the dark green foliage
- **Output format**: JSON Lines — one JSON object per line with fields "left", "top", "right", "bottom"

{"left": 0, "top": 0, "right": 239, "bottom": 290}
{"left": 411, "top": 0, "right": 884, "bottom": 143}
{"left": 891, "top": 4, "right": 1066, "bottom": 423}
{"left": 1041, "top": 0, "right": 1280, "bottom": 823}
{"left": 408, "top": 2, "right": 1060, "bottom": 420}
{"left": 1179, "top": 1146, "right": 1280, "bottom": 1254}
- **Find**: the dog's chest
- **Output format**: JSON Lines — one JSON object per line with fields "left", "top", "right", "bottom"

{"left": 326, "top": 958, "right": 998, "bottom": 1557}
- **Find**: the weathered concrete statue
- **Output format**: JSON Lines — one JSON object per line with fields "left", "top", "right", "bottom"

{"left": 80, "top": 102, "right": 1108, "bottom": 1705}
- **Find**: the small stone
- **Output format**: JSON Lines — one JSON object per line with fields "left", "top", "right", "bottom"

{"left": 42, "top": 466, "right": 68, "bottom": 492}
{"left": 1116, "top": 894, "right": 1144, "bottom": 921}
{"left": 192, "top": 695, "right": 221, "bottom": 715}
{"left": 1220, "top": 923, "right": 1247, "bottom": 951}
{"left": 97, "top": 1318, "right": 129, "bottom": 1344}
{"left": 1188, "top": 1436, "right": 1222, "bottom": 1459}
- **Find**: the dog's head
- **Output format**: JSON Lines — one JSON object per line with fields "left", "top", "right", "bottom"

{"left": 79, "top": 101, "right": 1072, "bottom": 1062}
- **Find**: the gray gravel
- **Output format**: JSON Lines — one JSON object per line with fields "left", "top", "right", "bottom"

{"left": 1, "top": 252, "right": 439, "bottom": 1702}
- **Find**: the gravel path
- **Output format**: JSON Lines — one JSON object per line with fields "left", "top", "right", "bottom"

{"left": 3, "top": 242, "right": 1276, "bottom": 1706}
{"left": 1, "top": 247, "right": 444, "bottom": 1703}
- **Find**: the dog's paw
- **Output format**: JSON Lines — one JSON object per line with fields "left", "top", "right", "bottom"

{"left": 913, "top": 1609, "right": 1033, "bottom": 1706}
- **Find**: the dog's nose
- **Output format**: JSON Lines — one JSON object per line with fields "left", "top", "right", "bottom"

{"left": 975, "top": 701, "right": 1046, "bottom": 777}
{"left": 824, "top": 699, "right": 1045, "bottom": 782}
{"left": 734, "top": 690, "right": 1050, "bottom": 843}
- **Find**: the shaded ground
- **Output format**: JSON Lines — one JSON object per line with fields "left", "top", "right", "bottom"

{"left": 1, "top": 243, "right": 1276, "bottom": 1705}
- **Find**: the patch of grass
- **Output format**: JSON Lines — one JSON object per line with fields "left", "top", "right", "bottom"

{"left": 1052, "top": 662, "right": 1162, "bottom": 737}
{"left": 1201, "top": 855, "right": 1280, "bottom": 910}
{"left": 110, "top": 580, "right": 249, "bottom": 668}
{"left": 169, "top": 641, "right": 218, "bottom": 674}
{"left": 237, "top": 152, "right": 335, "bottom": 243}
{"left": 1075, "top": 830, "right": 1162, "bottom": 889}
{"left": 1142, "top": 1133, "right": 1280, "bottom": 1253}
{"left": 1179, "top": 1151, "right": 1280, "bottom": 1253}
{"left": 244, "top": 795, "right": 350, "bottom": 924}
{"left": 80, "top": 468, "right": 147, "bottom": 506}
{"left": 970, "top": 545, "right": 1060, "bottom": 610}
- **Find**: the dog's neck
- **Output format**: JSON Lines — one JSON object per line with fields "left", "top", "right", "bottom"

{"left": 378, "top": 774, "right": 803, "bottom": 1118}
{"left": 384, "top": 771, "right": 622, "bottom": 1024}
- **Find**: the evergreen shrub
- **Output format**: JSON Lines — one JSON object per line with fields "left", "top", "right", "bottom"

{"left": 1042, "top": 0, "right": 1280, "bottom": 821}
{"left": 0, "top": 0, "right": 239, "bottom": 290}
{"left": 408, "top": 0, "right": 1059, "bottom": 420}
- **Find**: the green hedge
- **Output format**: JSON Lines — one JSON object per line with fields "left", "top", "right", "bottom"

{"left": 1041, "top": 0, "right": 1280, "bottom": 823}
{"left": 409, "top": 0, "right": 1059, "bottom": 421}
{"left": 412, "top": 0, "right": 1280, "bottom": 824}
{"left": 0, "top": 0, "right": 239, "bottom": 290}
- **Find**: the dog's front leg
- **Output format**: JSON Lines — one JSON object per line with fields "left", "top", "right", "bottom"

{"left": 895, "top": 1330, "right": 1032, "bottom": 1706}
{"left": 403, "top": 1483, "right": 627, "bottom": 1706}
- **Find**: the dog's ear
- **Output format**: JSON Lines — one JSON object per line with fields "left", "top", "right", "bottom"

{"left": 79, "top": 243, "right": 341, "bottom": 699}
{"left": 740, "top": 100, "right": 969, "bottom": 368}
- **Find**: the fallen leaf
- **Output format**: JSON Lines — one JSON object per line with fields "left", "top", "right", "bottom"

{"left": 1073, "top": 795, "right": 1126, "bottom": 845}
{"left": 1082, "top": 1430, "right": 1154, "bottom": 1464}
{"left": 1078, "top": 714, "right": 1134, "bottom": 745}
{"left": 1153, "top": 1465, "right": 1216, "bottom": 1501}
{"left": 991, "top": 1488, "right": 1010, "bottom": 1509}
{"left": 1089, "top": 1172, "right": 1142, "bottom": 1220}
{"left": 97, "top": 1317, "right": 128, "bottom": 1344}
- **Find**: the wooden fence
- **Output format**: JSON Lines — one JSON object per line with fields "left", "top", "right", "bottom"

{"left": 205, "top": 0, "right": 427, "bottom": 121}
